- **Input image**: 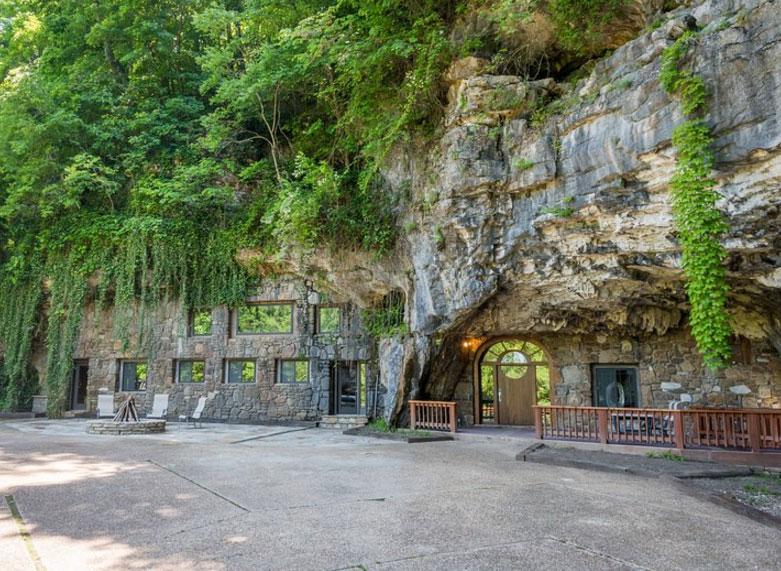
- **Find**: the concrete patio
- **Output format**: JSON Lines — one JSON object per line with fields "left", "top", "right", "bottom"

{"left": 0, "top": 419, "right": 779, "bottom": 570}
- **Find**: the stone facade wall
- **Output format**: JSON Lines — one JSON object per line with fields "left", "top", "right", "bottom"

{"left": 65, "top": 279, "right": 382, "bottom": 423}
{"left": 453, "top": 329, "right": 781, "bottom": 426}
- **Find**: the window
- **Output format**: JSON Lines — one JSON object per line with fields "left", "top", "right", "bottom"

{"left": 190, "top": 309, "right": 212, "bottom": 336}
{"left": 592, "top": 366, "right": 639, "bottom": 408}
{"left": 278, "top": 360, "right": 309, "bottom": 384}
{"left": 176, "top": 360, "right": 205, "bottom": 383}
{"left": 237, "top": 303, "right": 293, "bottom": 334}
{"left": 317, "top": 306, "right": 341, "bottom": 334}
{"left": 119, "top": 361, "right": 148, "bottom": 392}
{"left": 225, "top": 360, "right": 256, "bottom": 384}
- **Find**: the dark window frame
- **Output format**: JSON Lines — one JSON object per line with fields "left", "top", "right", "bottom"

{"left": 591, "top": 364, "right": 640, "bottom": 408}
{"left": 224, "top": 359, "right": 257, "bottom": 384}
{"left": 175, "top": 359, "right": 206, "bottom": 384}
{"left": 118, "top": 360, "right": 148, "bottom": 392}
{"left": 277, "top": 359, "right": 310, "bottom": 384}
{"left": 234, "top": 302, "right": 295, "bottom": 336}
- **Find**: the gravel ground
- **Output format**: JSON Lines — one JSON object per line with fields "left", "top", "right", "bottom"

{"left": 522, "top": 444, "right": 754, "bottom": 478}
{"left": 687, "top": 473, "right": 781, "bottom": 520}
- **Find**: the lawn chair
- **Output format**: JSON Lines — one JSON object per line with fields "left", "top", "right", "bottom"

{"left": 96, "top": 394, "right": 115, "bottom": 418}
{"left": 178, "top": 396, "right": 206, "bottom": 428}
{"left": 148, "top": 393, "right": 169, "bottom": 419}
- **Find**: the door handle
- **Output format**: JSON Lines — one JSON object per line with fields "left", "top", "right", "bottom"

{"left": 498, "top": 389, "right": 502, "bottom": 402}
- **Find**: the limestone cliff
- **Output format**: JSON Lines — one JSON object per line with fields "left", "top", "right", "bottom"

{"left": 279, "top": 0, "right": 781, "bottom": 420}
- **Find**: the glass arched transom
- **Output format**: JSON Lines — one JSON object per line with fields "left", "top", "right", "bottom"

{"left": 478, "top": 340, "right": 551, "bottom": 424}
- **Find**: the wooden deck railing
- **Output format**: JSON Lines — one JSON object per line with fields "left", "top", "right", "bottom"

{"left": 534, "top": 405, "right": 781, "bottom": 452}
{"left": 410, "top": 400, "right": 457, "bottom": 433}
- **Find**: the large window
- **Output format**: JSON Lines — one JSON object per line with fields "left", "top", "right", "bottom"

{"left": 592, "top": 366, "right": 639, "bottom": 408}
{"left": 237, "top": 303, "right": 293, "bottom": 334}
{"left": 317, "top": 306, "right": 341, "bottom": 334}
{"left": 278, "top": 360, "right": 309, "bottom": 384}
{"left": 225, "top": 360, "right": 256, "bottom": 384}
{"left": 119, "top": 361, "right": 148, "bottom": 392}
{"left": 189, "top": 309, "right": 213, "bottom": 336}
{"left": 176, "top": 360, "right": 205, "bottom": 383}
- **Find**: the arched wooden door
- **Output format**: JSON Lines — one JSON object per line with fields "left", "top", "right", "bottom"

{"left": 477, "top": 340, "right": 550, "bottom": 426}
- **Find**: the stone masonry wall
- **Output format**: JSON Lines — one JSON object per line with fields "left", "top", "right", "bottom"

{"left": 68, "top": 278, "right": 381, "bottom": 423}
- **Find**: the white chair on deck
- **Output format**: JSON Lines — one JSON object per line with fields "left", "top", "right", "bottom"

{"left": 148, "top": 394, "right": 169, "bottom": 419}
{"left": 179, "top": 396, "right": 206, "bottom": 428}
{"left": 96, "top": 394, "right": 115, "bottom": 418}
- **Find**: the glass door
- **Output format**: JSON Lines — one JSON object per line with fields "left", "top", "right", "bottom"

{"left": 331, "top": 361, "right": 367, "bottom": 415}
{"left": 71, "top": 361, "right": 89, "bottom": 410}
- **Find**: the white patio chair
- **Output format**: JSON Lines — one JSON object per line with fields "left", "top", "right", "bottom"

{"left": 148, "top": 394, "right": 169, "bottom": 419}
{"left": 178, "top": 396, "right": 206, "bottom": 428}
{"left": 96, "top": 394, "right": 115, "bottom": 418}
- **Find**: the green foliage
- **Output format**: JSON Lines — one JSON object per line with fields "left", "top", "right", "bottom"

{"left": 607, "top": 78, "right": 633, "bottom": 93}
{"left": 433, "top": 225, "right": 445, "bottom": 247}
{"left": 541, "top": 196, "right": 575, "bottom": 218}
{"left": 660, "top": 32, "right": 707, "bottom": 115}
{"left": 486, "top": 87, "right": 528, "bottom": 111}
{"left": 743, "top": 483, "right": 781, "bottom": 497}
{"left": 477, "top": 0, "right": 628, "bottom": 75}
{"left": 529, "top": 91, "right": 579, "bottom": 129}
{"left": 661, "top": 31, "right": 731, "bottom": 369}
{"left": 650, "top": 17, "right": 665, "bottom": 30}
{"left": 262, "top": 154, "right": 394, "bottom": 252}
{"left": 646, "top": 450, "right": 685, "bottom": 462}
{"left": 541, "top": 206, "right": 574, "bottom": 218}
{"left": 0, "top": 262, "right": 43, "bottom": 411}
{"left": 368, "top": 417, "right": 391, "bottom": 432}
{"left": 0, "top": 362, "right": 39, "bottom": 412}
{"left": 362, "top": 292, "right": 407, "bottom": 338}
{"left": 547, "top": 0, "right": 628, "bottom": 55}
{"left": 513, "top": 158, "right": 535, "bottom": 171}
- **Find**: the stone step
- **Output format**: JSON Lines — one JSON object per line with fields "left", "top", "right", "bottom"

{"left": 63, "top": 410, "right": 94, "bottom": 419}
{"left": 319, "top": 415, "right": 369, "bottom": 430}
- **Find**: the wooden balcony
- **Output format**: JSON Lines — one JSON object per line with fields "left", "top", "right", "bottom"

{"left": 533, "top": 405, "right": 781, "bottom": 454}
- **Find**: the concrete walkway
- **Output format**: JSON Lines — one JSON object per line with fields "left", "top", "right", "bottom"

{"left": 0, "top": 419, "right": 779, "bottom": 570}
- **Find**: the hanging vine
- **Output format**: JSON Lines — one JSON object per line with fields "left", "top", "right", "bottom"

{"left": 0, "top": 262, "right": 44, "bottom": 410}
{"left": 660, "top": 29, "right": 731, "bottom": 369}
{"left": 0, "top": 216, "right": 253, "bottom": 415}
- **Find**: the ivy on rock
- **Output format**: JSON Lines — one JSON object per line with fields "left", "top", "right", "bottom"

{"left": 660, "top": 29, "right": 731, "bottom": 369}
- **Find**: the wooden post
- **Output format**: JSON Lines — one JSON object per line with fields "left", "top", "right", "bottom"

{"left": 534, "top": 406, "right": 543, "bottom": 439}
{"left": 747, "top": 413, "right": 761, "bottom": 453}
{"left": 410, "top": 401, "right": 417, "bottom": 431}
{"left": 597, "top": 408, "right": 609, "bottom": 445}
{"left": 672, "top": 410, "right": 684, "bottom": 450}
{"left": 448, "top": 402, "right": 457, "bottom": 433}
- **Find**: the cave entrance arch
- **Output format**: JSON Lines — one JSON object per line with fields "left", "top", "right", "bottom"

{"left": 475, "top": 339, "right": 550, "bottom": 426}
